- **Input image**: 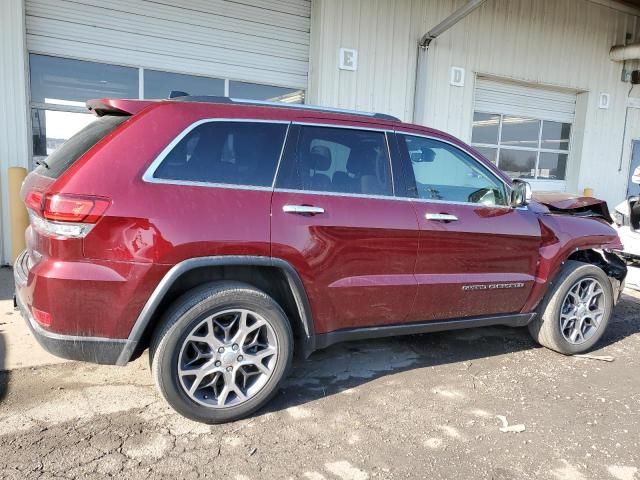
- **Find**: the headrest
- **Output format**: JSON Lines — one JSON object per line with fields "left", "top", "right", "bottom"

{"left": 347, "top": 145, "right": 377, "bottom": 174}
{"left": 310, "top": 145, "right": 332, "bottom": 171}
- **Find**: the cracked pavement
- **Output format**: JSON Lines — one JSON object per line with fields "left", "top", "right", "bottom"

{"left": 1, "top": 292, "right": 639, "bottom": 479}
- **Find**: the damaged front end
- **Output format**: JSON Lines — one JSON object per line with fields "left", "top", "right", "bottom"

{"left": 530, "top": 191, "right": 627, "bottom": 305}
{"left": 569, "top": 248, "right": 627, "bottom": 304}
{"left": 532, "top": 192, "right": 614, "bottom": 223}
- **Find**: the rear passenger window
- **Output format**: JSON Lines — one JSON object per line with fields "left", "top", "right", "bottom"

{"left": 152, "top": 121, "right": 287, "bottom": 187}
{"left": 276, "top": 126, "right": 393, "bottom": 196}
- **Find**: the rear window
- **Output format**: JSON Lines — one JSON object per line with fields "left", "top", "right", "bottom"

{"left": 151, "top": 121, "right": 287, "bottom": 187}
{"left": 35, "top": 115, "right": 129, "bottom": 179}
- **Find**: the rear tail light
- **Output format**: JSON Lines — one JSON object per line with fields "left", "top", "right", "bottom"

{"left": 25, "top": 192, "right": 111, "bottom": 239}
{"left": 43, "top": 194, "right": 110, "bottom": 223}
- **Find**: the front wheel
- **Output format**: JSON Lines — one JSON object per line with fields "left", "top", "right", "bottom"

{"left": 150, "top": 282, "right": 293, "bottom": 424}
{"left": 528, "top": 261, "right": 614, "bottom": 355}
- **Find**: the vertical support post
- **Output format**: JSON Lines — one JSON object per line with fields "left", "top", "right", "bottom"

{"left": 0, "top": 0, "right": 30, "bottom": 265}
{"left": 8, "top": 167, "right": 28, "bottom": 263}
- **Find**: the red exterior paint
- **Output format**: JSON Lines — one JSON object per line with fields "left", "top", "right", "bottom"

{"left": 409, "top": 202, "right": 541, "bottom": 321}
{"left": 15, "top": 98, "right": 624, "bottom": 348}
{"left": 271, "top": 191, "right": 419, "bottom": 333}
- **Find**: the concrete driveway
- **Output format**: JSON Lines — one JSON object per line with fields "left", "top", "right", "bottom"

{"left": 0, "top": 267, "right": 639, "bottom": 480}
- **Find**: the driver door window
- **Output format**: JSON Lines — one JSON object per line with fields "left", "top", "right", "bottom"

{"left": 398, "top": 134, "right": 507, "bottom": 206}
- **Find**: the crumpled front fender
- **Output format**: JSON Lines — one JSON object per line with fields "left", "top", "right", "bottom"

{"left": 521, "top": 213, "right": 625, "bottom": 312}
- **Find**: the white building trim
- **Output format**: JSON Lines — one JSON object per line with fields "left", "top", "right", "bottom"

{"left": 0, "top": 0, "right": 30, "bottom": 265}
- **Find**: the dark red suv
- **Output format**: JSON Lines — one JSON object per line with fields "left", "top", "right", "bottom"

{"left": 14, "top": 97, "right": 626, "bottom": 423}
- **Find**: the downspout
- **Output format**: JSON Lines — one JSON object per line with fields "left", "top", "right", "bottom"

{"left": 412, "top": 0, "right": 488, "bottom": 124}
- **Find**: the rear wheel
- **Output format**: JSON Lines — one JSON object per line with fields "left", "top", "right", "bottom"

{"left": 528, "top": 261, "right": 613, "bottom": 354}
{"left": 150, "top": 282, "right": 293, "bottom": 423}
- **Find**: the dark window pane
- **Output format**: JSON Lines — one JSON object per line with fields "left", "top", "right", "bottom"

{"left": 500, "top": 116, "right": 540, "bottom": 148}
{"left": 34, "top": 114, "right": 129, "bottom": 179}
{"left": 144, "top": 70, "right": 224, "bottom": 99}
{"left": 30, "top": 54, "right": 138, "bottom": 104}
{"left": 229, "top": 81, "right": 304, "bottom": 103}
{"left": 400, "top": 135, "right": 506, "bottom": 206}
{"left": 277, "top": 126, "right": 392, "bottom": 196}
{"left": 541, "top": 121, "right": 571, "bottom": 150}
{"left": 474, "top": 146, "right": 498, "bottom": 165}
{"left": 154, "top": 122, "right": 287, "bottom": 186}
{"left": 471, "top": 112, "right": 500, "bottom": 145}
{"left": 498, "top": 149, "right": 537, "bottom": 179}
{"left": 538, "top": 152, "right": 568, "bottom": 180}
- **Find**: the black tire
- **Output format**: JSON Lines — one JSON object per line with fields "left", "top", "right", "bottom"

{"left": 528, "top": 260, "right": 614, "bottom": 355}
{"left": 150, "top": 281, "right": 293, "bottom": 424}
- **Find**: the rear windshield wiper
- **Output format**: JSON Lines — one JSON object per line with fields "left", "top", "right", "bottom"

{"left": 35, "top": 159, "right": 50, "bottom": 169}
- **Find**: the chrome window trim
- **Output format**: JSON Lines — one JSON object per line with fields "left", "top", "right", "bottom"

{"left": 393, "top": 130, "right": 512, "bottom": 208}
{"left": 384, "top": 131, "right": 396, "bottom": 196}
{"left": 274, "top": 188, "right": 397, "bottom": 201}
{"left": 407, "top": 197, "right": 513, "bottom": 210}
{"left": 142, "top": 118, "right": 291, "bottom": 189}
{"left": 271, "top": 123, "right": 291, "bottom": 189}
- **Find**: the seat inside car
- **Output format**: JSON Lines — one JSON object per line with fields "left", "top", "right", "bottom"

{"left": 341, "top": 144, "right": 387, "bottom": 195}
{"left": 302, "top": 145, "right": 332, "bottom": 191}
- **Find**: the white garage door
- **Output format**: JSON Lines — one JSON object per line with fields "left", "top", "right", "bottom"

{"left": 472, "top": 77, "right": 577, "bottom": 191}
{"left": 25, "top": 0, "right": 310, "bottom": 90}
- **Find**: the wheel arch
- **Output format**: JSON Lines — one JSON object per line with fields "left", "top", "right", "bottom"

{"left": 116, "top": 256, "right": 316, "bottom": 365}
{"left": 522, "top": 245, "right": 627, "bottom": 313}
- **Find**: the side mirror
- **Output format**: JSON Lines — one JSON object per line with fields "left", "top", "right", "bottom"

{"left": 510, "top": 179, "right": 532, "bottom": 207}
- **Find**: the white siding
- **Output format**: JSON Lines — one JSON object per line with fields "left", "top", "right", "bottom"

{"left": 309, "top": 0, "right": 640, "bottom": 207}
{"left": 0, "top": 0, "right": 30, "bottom": 265}
{"left": 25, "top": 0, "right": 311, "bottom": 89}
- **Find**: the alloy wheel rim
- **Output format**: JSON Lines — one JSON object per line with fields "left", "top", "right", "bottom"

{"left": 559, "top": 277, "right": 605, "bottom": 345}
{"left": 177, "top": 309, "right": 278, "bottom": 408}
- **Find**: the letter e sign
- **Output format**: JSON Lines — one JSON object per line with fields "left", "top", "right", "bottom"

{"left": 339, "top": 48, "right": 358, "bottom": 71}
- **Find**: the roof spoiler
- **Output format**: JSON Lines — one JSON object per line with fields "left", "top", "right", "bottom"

{"left": 86, "top": 98, "right": 157, "bottom": 117}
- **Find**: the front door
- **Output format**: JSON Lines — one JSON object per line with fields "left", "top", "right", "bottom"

{"left": 271, "top": 124, "right": 419, "bottom": 334}
{"left": 395, "top": 132, "right": 541, "bottom": 322}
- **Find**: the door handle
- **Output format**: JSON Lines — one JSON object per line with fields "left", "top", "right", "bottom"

{"left": 283, "top": 205, "right": 325, "bottom": 215}
{"left": 425, "top": 213, "right": 458, "bottom": 222}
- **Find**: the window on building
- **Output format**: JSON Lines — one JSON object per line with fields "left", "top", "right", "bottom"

{"left": 144, "top": 70, "right": 224, "bottom": 99}
{"left": 153, "top": 122, "right": 287, "bottom": 187}
{"left": 398, "top": 134, "right": 507, "bottom": 206}
{"left": 277, "top": 126, "right": 392, "bottom": 196}
{"left": 28, "top": 54, "right": 305, "bottom": 168}
{"left": 29, "top": 54, "right": 138, "bottom": 167}
{"left": 471, "top": 112, "right": 571, "bottom": 181}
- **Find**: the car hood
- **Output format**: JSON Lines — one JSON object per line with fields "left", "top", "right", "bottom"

{"left": 532, "top": 192, "right": 613, "bottom": 223}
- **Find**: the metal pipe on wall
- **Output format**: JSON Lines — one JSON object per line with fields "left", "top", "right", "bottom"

{"left": 412, "top": 0, "right": 488, "bottom": 124}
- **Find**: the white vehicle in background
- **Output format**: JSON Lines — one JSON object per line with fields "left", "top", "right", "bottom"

{"left": 613, "top": 166, "right": 640, "bottom": 290}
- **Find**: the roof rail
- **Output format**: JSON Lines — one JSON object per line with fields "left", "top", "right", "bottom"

{"left": 169, "top": 95, "right": 401, "bottom": 122}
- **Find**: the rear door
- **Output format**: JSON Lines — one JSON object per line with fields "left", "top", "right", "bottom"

{"left": 271, "top": 123, "right": 419, "bottom": 334}
{"left": 394, "top": 132, "right": 541, "bottom": 322}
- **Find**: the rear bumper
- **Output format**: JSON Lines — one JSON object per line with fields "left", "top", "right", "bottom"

{"left": 13, "top": 250, "right": 126, "bottom": 365}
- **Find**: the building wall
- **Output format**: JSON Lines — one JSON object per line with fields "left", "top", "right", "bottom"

{"left": 0, "top": 0, "right": 30, "bottom": 265}
{"left": 25, "top": 0, "right": 311, "bottom": 90}
{"left": 308, "top": 0, "right": 640, "bottom": 207}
